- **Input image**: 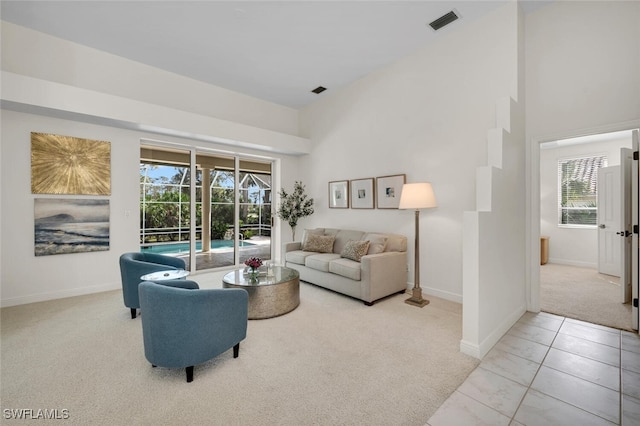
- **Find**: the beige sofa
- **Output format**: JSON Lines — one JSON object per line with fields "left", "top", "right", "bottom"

{"left": 283, "top": 228, "right": 408, "bottom": 305}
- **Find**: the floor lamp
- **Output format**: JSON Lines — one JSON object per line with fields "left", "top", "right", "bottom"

{"left": 399, "top": 182, "right": 437, "bottom": 307}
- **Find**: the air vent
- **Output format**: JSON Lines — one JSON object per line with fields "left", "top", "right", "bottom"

{"left": 429, "top": 10, "right": 459, "bottom": 31}
{"left": 311, "top": 86, "right": 327, "bottom": 94}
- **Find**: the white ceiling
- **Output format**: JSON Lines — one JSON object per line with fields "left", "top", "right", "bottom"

{"left": 1, "top": 1, "right": 550, "bottom": 109}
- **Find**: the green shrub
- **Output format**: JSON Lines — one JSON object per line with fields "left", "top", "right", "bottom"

{"left": 211, "top": 221, "right": 229, "bottom": 240}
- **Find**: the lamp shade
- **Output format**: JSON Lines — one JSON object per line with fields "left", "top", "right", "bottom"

{"left": 398, "top": 182, "right": 437, "bottom": 210}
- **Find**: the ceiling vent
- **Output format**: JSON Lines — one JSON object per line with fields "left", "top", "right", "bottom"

{"left": 429, "top": 10, "right": 459, "bottom": 31}
{"left": 311, "top": 86, "right": 327, "bottom": 94}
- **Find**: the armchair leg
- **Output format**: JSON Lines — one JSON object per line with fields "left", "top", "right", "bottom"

{"left": 233, "top": 343, "right": 240, "bottom": 358}
{"left": 186, "top": 366, "right": 194, "bottom": 383}
{"left": 130, "top": 308, "right": 137, "bottom": 319}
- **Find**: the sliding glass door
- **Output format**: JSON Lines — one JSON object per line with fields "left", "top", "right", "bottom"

{"left": 237, "top": 163, "right": 272, "bottom": 265}
{"left": 140, "top": 144, "right": 272, "bottom": 272}
{"left": 139, "top": 146, "right": 191, "bottom": 253}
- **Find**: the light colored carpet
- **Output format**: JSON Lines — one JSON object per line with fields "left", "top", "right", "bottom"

{"left": 1, "top": 281, "right": 478, "bottom": 425}
{"left": 540, "top": 263, "right": 633, "bottom": 331}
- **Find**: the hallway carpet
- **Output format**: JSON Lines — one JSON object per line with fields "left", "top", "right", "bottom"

{"left": 540, "top": 263, "right": 633, "bottom": 331}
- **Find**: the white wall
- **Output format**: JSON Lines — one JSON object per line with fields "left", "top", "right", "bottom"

{"left": 526, "top": 1, "right": 640, "bottom": 138}
{"left": 298, "top": 3, "right": 522, "bottom": 304}
{"left": 1, "top": 21, "right": 299, "bottom": 137}
{"left": 0, "top": 110, "right": 300, "bottom": 307}
{"left": 461, "top": 2, "right": 526, "bottom": 358}
{"left": 540, "top": 136, "right": 632, "bottom": 267}
{"left": 0, "top": 22, "right": 305, "bottom": 307}
{"left": 526, "top": 1, "right": 640, "bottom": 310}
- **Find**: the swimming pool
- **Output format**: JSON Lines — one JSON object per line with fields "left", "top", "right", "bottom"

{"left": 141, "top": 240, "right": 255, "bottom": 254}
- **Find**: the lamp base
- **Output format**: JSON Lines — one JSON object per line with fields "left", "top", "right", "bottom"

{"left": 405, "top": 287, "right": 430, "bottom": 308}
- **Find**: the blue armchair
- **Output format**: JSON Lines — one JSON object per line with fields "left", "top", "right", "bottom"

{"left": 138, "top": 281, "right": 248, "bottom": 382}
{"left": 119, "top": 252, "right": 187, "bottom": 318}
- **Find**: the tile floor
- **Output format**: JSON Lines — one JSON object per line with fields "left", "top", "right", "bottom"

{"left": 427, "top": 311, "right": 640, "bottom": 425}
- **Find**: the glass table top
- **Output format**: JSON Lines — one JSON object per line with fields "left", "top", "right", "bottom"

{"left": 140, "top": 269, "right": 189, "bottom": 281}
{"left": 222, "top": 265, "right": 299, "bottom": 286}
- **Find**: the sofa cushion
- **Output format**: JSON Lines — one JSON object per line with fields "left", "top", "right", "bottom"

{"left": 301, "top": 228, "right": 325, "bottom": 246}
{"left": 340, "top": 240, "right": 370, "bottom": 262}
{"left": 305, "top": 253, "right": 341, "bottom": 272}
{"left": 333, "top": 230, "right": 365, "bottom": 254}
{"left": 363, "top": 233, "right": 388, "bottom": 255}
{"left": 303, "top": 234, "right": 335, "bottom": 253}
{"left": 285, "top": 250, "right": 316, "bottom": 265}
{"left": 384, "top": 234, "right": 407, "bottom": 252}
{"left": 329, "top": 258, "right": 361, "bottom": 281}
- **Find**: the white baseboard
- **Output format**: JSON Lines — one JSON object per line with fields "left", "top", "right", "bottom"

{"left": 460, "top": 303, "right": 527, "bottom": 359}
{"left": 406, "top": 283, "right": 462, "bottom": 304}
{"left": 477, "top": 303, "right": 527, "bottom": 358}
{"left": 547, "top": 258, "right": 597, "bottom": 269}
{"left": 459, "top": 339, "right": 481, "bottom": 359}
{"left": 1, "top": 283, "right": 120, "bottom": 308}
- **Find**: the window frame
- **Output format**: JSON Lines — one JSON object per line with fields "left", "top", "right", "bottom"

{"left": 557, "top": 153, "right": 608, "bottom": 229}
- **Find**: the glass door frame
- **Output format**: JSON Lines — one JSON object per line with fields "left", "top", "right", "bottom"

{"left": 140, "top": 139, "right": 276, "bottom": 273}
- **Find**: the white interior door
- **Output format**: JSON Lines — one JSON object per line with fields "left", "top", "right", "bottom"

{"left": 632, "top": 130, "right": 639, "bottom": 330}
{"left": 621, "top": 148, "right": 633, "bottom": 303}
{"left": 598, "top": 166, "right": 621, "bottom": 276}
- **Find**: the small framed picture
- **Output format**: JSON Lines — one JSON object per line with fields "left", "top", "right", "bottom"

{"left": 350, "top": 178, "right": 374, "bottom": 209}
{"left": 376, "top": 174, "right": 406, "bottom": 209}
{"left": 329, "top": 180, "right": 349, "bottom": 208}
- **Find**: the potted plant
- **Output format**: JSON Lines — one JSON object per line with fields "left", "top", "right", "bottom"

{"left": 277, "top": 181, "right": 314, "bottom": 241}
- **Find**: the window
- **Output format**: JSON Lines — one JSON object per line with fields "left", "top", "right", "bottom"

{"left": 558, "top": 155, "right": 607, "bottom": 226}
{"left": 139, "top": 144, "right": 272, "bottom": 272}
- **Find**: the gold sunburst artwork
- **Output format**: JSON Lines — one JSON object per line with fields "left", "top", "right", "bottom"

{"left": 31, "top": 132, "right": 111, "bottom": 195}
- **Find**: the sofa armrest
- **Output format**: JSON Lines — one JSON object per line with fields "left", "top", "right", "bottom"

{"left": 283, "top": 242, "right": 302, "bottom": 253}
{"left": 360, "top": 251, "right": 408, "bottom": 302}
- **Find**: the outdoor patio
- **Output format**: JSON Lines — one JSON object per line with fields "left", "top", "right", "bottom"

{"left": 176, "top": 236, "right": 272, "bottom": 271}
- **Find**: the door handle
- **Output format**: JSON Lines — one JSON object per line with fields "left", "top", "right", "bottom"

{"left": 617, "top": 230, "right": 632, "bottom": 237}
{"left": 599, "top": 224, "right": 606, "bottom": 229}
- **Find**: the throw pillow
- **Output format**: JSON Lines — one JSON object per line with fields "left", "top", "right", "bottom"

{"left": 303, "top": 234, "right": 336, "bottom": 253}
{"left": 340, "top": 240, "right": 371, "bottom": 262}
{"left": 301, "top": 228, "right": 325, "bottom": 246}
{"left": 366, "top": 234, "right": 388, "bottom": 255}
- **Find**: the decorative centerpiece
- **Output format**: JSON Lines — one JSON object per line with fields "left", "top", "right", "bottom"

{"left": 244, "top": 257, "right": 263, "bottom": 283}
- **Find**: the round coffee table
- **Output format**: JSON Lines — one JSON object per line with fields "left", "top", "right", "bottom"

{"left": 222, "top": 266, "right": 300, "bottom": 319}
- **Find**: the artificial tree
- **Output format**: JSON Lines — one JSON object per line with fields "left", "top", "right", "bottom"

{"left": 277, "top": 181, "right": 314, "bottom": 241}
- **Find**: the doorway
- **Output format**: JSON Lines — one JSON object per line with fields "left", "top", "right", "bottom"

{"left": 538, "top": 130, "right": 634, "bottom": 329}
